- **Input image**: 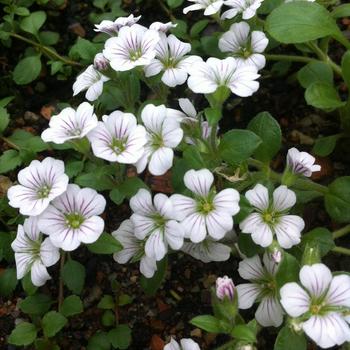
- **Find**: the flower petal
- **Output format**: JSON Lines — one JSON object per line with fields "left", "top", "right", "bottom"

{"left": 280, "top": 282, "right": 311, "bottom": 317}
{"left": 236, "top": 283, "right": 261, "bottom": 309}
{"left": 184, "top": 168, "right": 214, "bottom": 197}
{"left": 325, "top": 274, "right": 350, "bottom": 308}
{"left": 255, "top": 295, "right": 284, "bottom": 327}
{"left": 31, "top": 260, "right": 51, "bottom": 287}
{"left": 245, "top": 184, "right": 269, "bottom": 210}
{"left": 238, "top": 255, "right": 265, "bottom": 281}
{"left": 299, "top": 263, "right": 332, "bottom": 298}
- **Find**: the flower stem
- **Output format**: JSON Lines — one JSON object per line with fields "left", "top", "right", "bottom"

{"left": 332, "top": 246, "right": 350, "bottom": 256}
{"left": 58, "top": 252, "right": 66, "bottom": 309}
{"left": 265, "top": 53, "right": 316, "bottom": 64}
{"left": 1, "top": 136, "right": 21, "bottom": 151}
{"left": 247, "top": 158, "right": 328, "bottom": 194}
{"left": 9, "top": 32, "right": 83, "bottom": 67}
{"left": 307, "top": 42, "right": 343, "bottom": 76}
{"left": 332, "top": 225, "right": 350, "bottom": 240}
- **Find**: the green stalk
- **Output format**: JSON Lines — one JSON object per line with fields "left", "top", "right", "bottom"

{"left": 332, "top": 224, "right": 350, "bottom": 240}
{"left": 58, "top": 251, "right": 66, "bottom": 309}
{"left": 332, "top": 246, "right": 350, "bottom": 256}
{"left": 265, "top": 53, "right": 316, "bottom": 64}
{"left": 9, "top": 32, "right": 83, "bottom": 67}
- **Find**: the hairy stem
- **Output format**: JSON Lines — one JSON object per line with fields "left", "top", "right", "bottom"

{"left": 333, "top": 225, "right": 350, "bottom": 240}
{"left": 247, "top": 158, "right": 328, "bottom": 194}
{"left": 9, "top": 32, "right": 83, "bottom": 67}
{"left": 332, "top": 246, "right": 350, "bottom": 256}
{"left": 265, "top": 53, "right": 316, "bottom": 63}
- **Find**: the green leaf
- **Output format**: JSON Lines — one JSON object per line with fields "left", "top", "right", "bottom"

{"left": 204, "top": 107, "right": 222, "bottom": 126}
{"left": 341, "top": 51, "right": 350, "bottom": 90}
{"left": 140, "top": 257, "right": 167, "bottom": 296}
{"left": 238, "top": 233, "right": 263, "bottom": 257}
{"left": 301, "top": 228, "right": 335, "bottom": 257}
{"left": 87, "top": 331, "right": 111, "bottom": 350}
{"left": 69, "top": 38, "right": 100, "bottom": 61}
{"left": 219, "top": 129, "right": 262, "bottom": 168}
{"left": 13, "top": 56, "right": 42, "bottom": 85}
{"left": 107, "top": 324, "right": 131, "bottom": 349}
{"left": 15, "top": 6, "right": 30, "bottom": 16}
{"left": 0, "top": 231, "right": 14, "bottom": 262}
{"left": 0, "top": 96, "right": 14, "bottom": 108}
{"left": 331, "top": 4, "right": 350, "bottom": 18}
{"left": 39, "top": 31, "right": 59, "bottom": 45}
{"left": 297, "top": 61, "right": 333, "bottom": 89}
{"left": 65, "top": 160, "right": 84, "bottom": 178}
{"left": 19, "top": 294, "right": 52, "bottom": 315}
{"left": 275, "top": 252, "right": 300, "bottom": 288}
{"left": 167, "top": 0, "right": 184, "bottom": 8}
{"left": 274, "top": 326, "right": 307, "bottom": 350}
{"left": 190, "top": 19, "right": 209, "bottom": 37}
{"left": 62, "top": 259, "right": 85, "bottom": 294}
{"left": 22, "top": 273, "right": 38, "bottom": 295}
{"left": 183, "top": 146, "right": 206, "bottom": 169}
{"left": 325, "top": 177, "right": 350, "bottom": 222}
{"left": 109, "top": 188, "right": 125, "bottom": 205}
{"left": 190, "top": 315, "right": 223, "bottom": 333}
{"left": 34, "top": 339, "right": 60, "bottom": 350}
{"left": 0, "top": 106, "right": 9, "bottom": 133}
{"left": 0, "top": 268, "right": 17, "bottom": 296}
{"left": 75, "top": 167, "right": 115, "bottom": 191}
{"left": 102, "top": 310, "right": 115, "bottom": 327}
{"left": 305, "top": 82, "right": 346, "bottom": 110}
{"left": 60, "top": 295, "right": 83, "bottom": 317}
{"left": 119, "top": 177, "right": 148, "bottom": 198}
{"left": 312, "top": 134, "right": 341, "bottom": 157}
{"left": 97, "top": 295, "right": 115, "bottom": 310}
{"left": 266, "top": 2, "right": 339, "bottom": 44}
{"left": 42, "top": 311, "right": 67, "bottom": 338}
{"left": 118, "top": 294, "right": 133, "bottom": 306}
{"left": 170, "top": 20, "right": 187, "bottom": 40}
{"left": 0, "top": 150, "right": 22, "bottom": 174}
{"left": 247, "top": 112, "right": 281, "bottom": 162}
{"left": 20, "top": 11, "right": 46, "bottom": 34}
{"left": 8, "top": 322, "right": 37, "bottom": 346}
{"left": 232, "top": 324, "right": 256, "bottom": 343}
{"left": 87, "top": 233, "right": 122, "bottom": 254}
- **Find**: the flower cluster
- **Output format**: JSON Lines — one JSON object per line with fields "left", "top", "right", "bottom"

{"left": 8, "top": 157, "right": 106, "bottom": 285}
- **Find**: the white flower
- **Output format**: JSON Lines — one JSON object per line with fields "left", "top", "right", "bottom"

{"left": 93, "top": 53, "right": 109, "bottom": 71}
{"left": 7, "top": 157, "right": 69, "bottom": 216}
{"left": 236, "top": 253, "right": 284, "bottom": 327}
{"left": 164, "top": 338, "right": 201, "bottom": 350}
{"left": 135, "top": 104, "right": 183, "bottom": 176}
{"left": 145, "top": 34, "right": 202, "bottom": 87}
{"left": 280, "top": 264, "right": 350, "bottom": 348}
{"left": 240, "top": 184, "right": 305, "bottom": 249}
{"left": 183, "top": 0, "right": 224, "bottom": 16}
{"left": 187, "top": 57, "right": 260, "bottom": 97}
{"left": 286, "top": 147, "right": 321, "bottom": 177}
{"left": 221, "top": 0, "right": 264, "bottom": 20}
{"left": 37, "top": 184, "right": 106, "bottom": 251}
{"left": 219, "top": 22, "right": 268, "bottom": 70}
{"left": 11, "top": 217, "right": 60, "bottom": 287}
{"left": 216, "top": 276, "right": 235, "bottom": 300}
{"left": 150, "top": 21, "right": 177, "bottom": 32}
{"left": 87, "top": 111, "right": 147, "bottom": 164}
{"left": 181, "top": 238, "right": 232, "bottom": 262}
{"left": 112, "top": 219, "right": 157, "bottom": 278}
{"left": 103, "top": 24, "right": 160, "bottom": 72}
{"left": 41, "top": 102, "right": 98, "bottom": 144}
{"left": 171, "top": 169, "right": 240, "bottom": 243}
{"left": 73, "top": 65, "right": 109, "bottom": 102}
{"left": 94, "top": 14, "right": 141, "bottom": 35}
{"left": 129, "top": 189, "right": 185, "bottom": 261}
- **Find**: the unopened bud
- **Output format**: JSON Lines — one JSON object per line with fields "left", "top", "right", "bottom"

{"left": 94, "top": 53, "right": 109, "bottom": 71}
{"left": 302, "top": 242, "right": 321, "bottom": 266}
{"left": 271, "top": 249, "right": 282, "bottom": 264}
{"left": 290, "top": 319, "right": 303, "bottom": 333}
{"left": 216, "top": 276, "right": 235, "bottom": 301}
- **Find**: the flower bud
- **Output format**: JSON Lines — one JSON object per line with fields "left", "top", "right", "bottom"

{"left": 302, "top": 242, "right": 321, "bottom": 266}
{"left": 94, "top": 53, "right": 109, "bottom": 71}
{"left": 216, "top": 276, "right": 235, "bottom": 301}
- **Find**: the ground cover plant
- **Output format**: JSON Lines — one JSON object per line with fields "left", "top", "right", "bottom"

{"left": 1, "top": 0, "right": 350, "bottom": 349}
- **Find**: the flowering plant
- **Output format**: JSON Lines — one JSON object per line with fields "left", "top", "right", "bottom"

{"left": 1, "top": 0, "right": 350, "bottom": 349}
